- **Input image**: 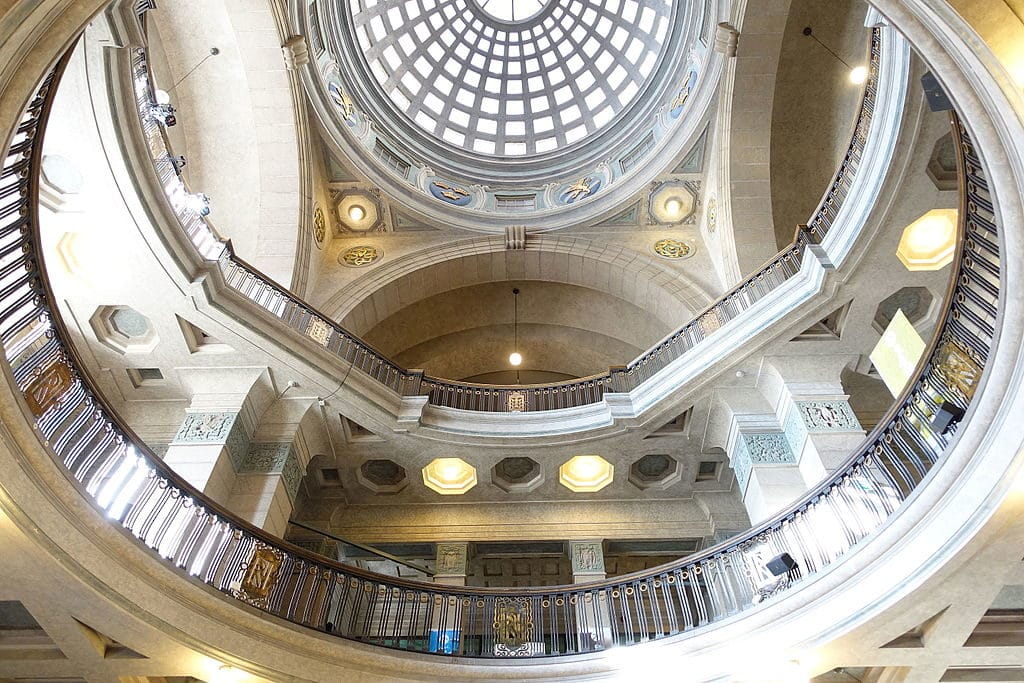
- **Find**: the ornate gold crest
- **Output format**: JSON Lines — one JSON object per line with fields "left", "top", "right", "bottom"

{"left": 25, "top": 360, "right": 73, "bottom": 417}
{"left": 935, "top": 339, "right": 982, "bottom": 400}
{"left": 238, "top": 546, "right": 283, "bottom": 605}
{"left": 340, "top": 245, "right": 380, "bottom": 267}
{"left": 493, "top": 597, "right": 533, "bottom": 656}
{"left": 313, "top": 206, "right": 326, "bottom": 246}
{"left": 432, "top": 181, "right": 470, "bottom": 202}
{"left": 306, "top": 317, "right": 332, "bottom": 347}
{"left": 507, "top": 391, "right": 526, "bottom": 413}
{"left": 653, "top": 238, "right": 691, "bottom": 259}
{"left": 564, "top": 177, "right": 594, "bottom": 202}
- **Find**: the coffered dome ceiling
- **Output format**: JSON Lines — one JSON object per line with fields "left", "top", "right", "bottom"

{"left": 350, "top": 0, "right": 673, "bottom": 156}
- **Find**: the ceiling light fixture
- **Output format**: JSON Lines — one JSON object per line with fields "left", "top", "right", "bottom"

{"left": 348, "top": 204, "right": 366, "bottom": 221}
{"left": 509, "top": 288, "right": 522, "bottom": 380}
{"left": 664, "top": 197, "right": 683, "bottom": 217}
{"left": 802, "top": 27, "right": 867, "bottom": 87}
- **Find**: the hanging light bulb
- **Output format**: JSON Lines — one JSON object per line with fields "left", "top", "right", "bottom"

{"left": 509, "top": 288, "right": 522, "bottom": 372}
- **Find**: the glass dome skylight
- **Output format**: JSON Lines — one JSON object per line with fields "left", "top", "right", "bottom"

{"left": 349, "top": 0, "right": 673, "bottom": 156}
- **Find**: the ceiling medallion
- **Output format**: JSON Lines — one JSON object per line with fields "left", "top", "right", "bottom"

{"left": 653, "top": 238, "right": 693, "bottom": 259}
{"left": 312, "top": 206, "right": 326, "bottom": 248}
{"left": 339, "top": 245, "right": 381, "bottom": 267}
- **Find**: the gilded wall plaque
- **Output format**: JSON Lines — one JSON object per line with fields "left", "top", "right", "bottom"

{"left": 238, "top": 546, "right": 283, "bottom": 605}
{"left": 935, "top": 339, "right": 982, "bottom": 399}
{"left": 507, "top": 391, "right": 526, "bottom": 412}
{"left": 339, "top": 245, "right": 380, "bottom": 267}
{"left": 493, "top": 597, "right": 534, "bottom": 656}
{"left": 653, "top": 238, "right": 692, "bottom": 259}
{"left": 306, "top": 317, "right": 332, "bottom": 346}
{"left": 313, "top": 206, "right": 326, "bottom": 247}
{"left": 25, "top": 360, "right": 73, "bottom": 417}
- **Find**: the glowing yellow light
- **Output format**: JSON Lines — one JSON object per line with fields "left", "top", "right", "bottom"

{"left": 870, "top": 309, "right": 926, "bottom": 398}
{"left": 509, "top": 351, "right": 522, "bottom": 366}
{"left": 423, "top": 457, "right": 477, "bottom": 495}
{"left": 348, "top": 204, "right": 367, "bottom": 221}
{"left": 664, "top": 197, "right": 683, "bottom": 217}
{"left": 559, "top": 455, "right": 614, "bottom": 492}
{"left": 849, "top": 66, "right": 868, "bottom": 84}
{"left": 896, "top": 209, "right": 957, "bottom": 271}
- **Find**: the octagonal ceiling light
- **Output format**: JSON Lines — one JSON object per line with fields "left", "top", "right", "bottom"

{"left": 422, "top": 457, "right": 477, "bottom": 495}
{"left": 559, "top": 455, "right": 613, "bottom": 492}
{"left": 897, "top": 209, "right": 958, "bottom": 271}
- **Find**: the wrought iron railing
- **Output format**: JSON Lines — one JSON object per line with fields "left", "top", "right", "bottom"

{"left": 1, "top": 38, "right": 998, "bottom": 657}
{"left": 126, "top": 27, "right": 888, "bottom": 413}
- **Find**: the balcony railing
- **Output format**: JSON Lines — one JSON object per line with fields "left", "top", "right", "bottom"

{"left": 125, "top": 26, "right": 890, "bottom": 413}
{"left": 0, "top": 39, "right": 999, "bottom": 657}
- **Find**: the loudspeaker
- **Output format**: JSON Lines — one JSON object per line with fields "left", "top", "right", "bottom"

{"left": 931, "top": 402, "right": 965, "bottom": 433}
{"left": 766, "top": 552, "right": 798, "bottom": 577}
{"left": 921, "top": 71, "right": 954, "bottom": 112}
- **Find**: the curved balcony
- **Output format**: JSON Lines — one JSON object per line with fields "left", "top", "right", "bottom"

{"left": 0, "top": 16, "right": 1004, "bottom": 671}
{"left": 112, "top": 13, "right": 911, "bottom": 444}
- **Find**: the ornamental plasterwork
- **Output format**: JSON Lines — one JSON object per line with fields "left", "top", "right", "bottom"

{"left": 435, "top": 542, "right": 468, "bottom": 575}
{"left": 797, "top": 401, "right": 862, "bottom": 432}
{"left": 241, "top": 443, "right": 301, "bottom": 503}
{"left": 733, "top": 432, "right": 796, "bottom": 493}
{"left": 706, "top": 196, "right": 717, "bottom": 234}
{"left": 174, "top": 411, "right": 237, "bottom": 443}
{"left": 653, "top": 238, "right": 693, "bottom": 259}
{"left": 312, "top": 206, "right": 326, "bottom": 247}
{"left": 570, "top": 541, "right": 605, "bottom": 575}
{"left": 339, "top": 245, "right": 380, "bottom": 267}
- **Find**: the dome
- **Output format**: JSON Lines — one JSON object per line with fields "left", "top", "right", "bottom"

{"left": 349, "top": 0, "right": 673, "bottom": 157}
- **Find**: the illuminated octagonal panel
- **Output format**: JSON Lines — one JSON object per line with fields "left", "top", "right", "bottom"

{"left": 422, "top": 457, "right": 478, "bottom": 495}
{"left": 559, "top": 455, "right": 613, "bottom": 492}
{"left": 897, "top": 209, "right": 957, "bottom": 271}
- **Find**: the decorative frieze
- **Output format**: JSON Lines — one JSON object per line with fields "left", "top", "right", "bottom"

{"left": 733, "top": 432, "right": 796, "bottom": 493}
{"left": 784, "top": 400, "right": 862, "bottom": 455}
{"left": 173, "top": 411, "right": 251, "bottom": 472}
{"left": 240, "top": 443, "right": 302, "bottom": 503}
{"left": 435, "top": 542, "right": 468, "bottom": 576}
{"left": 569, "top": 540, "right": 605, "bottom": 575}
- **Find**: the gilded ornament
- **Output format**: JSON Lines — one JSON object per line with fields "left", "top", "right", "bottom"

{"left": 340, "top": 245, "right": 380, "bottom": 267}
{"left": 25, "top": 360, "right": 74, "bottom": 417}
{"left": 313, "top": 206, "right": 326, "bottom": 247}
{"left": 328, "top": 82, "right": 355, "bottom": 119}
{"left": 493, "top": 597, "right": 534, "bottom": 656}
{"left": 306, "top": 317, "right": 332, "bottom": 347}
{"left": 431, "top": 180, "right": 470, "bottom": 202}
{"left": 507, "top": 390, "right": 526, "bottom": 412}
{"left": 934, "top": 339, "right": 982, "bottom": 399}
{"left": 564, "top": 177, "right": 595, "bottom": 202}
{"left": 237, "top": 546, "right": 283, "bottom": 605}
{"left": 653, "top": 238, "right": 692, "bottom": 259}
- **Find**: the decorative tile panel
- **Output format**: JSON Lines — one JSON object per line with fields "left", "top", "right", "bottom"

{"left": 797, "top": 401, "right": 862, "bottom": 432}
{"left": 174, "top": 412, "right": 237, "bottom": 443}
{"left": 569, "top": 540, "right": 605, "bottom": 575}
{"left": 733, "top": 432, "right": 795, "bottom": 494}
{"left": 435, "top": 542, "right": 468, "bottom": 575}
{"left": 240, "top": 443, "right": 301, "bottom": 503}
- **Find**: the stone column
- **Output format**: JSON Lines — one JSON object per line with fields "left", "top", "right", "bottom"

{"left": 730, "top": 431, "right": 807, "bottom": 525}
{"left": 569, "top": 540, "right": 611, "bottom": 650}
{"left": 164, "top": 411, "right": 249, "bottom": 504}
{"left": 434, "top": 542, "right": 469, "bottom": 586}
{"left": 227, "top": 443, "right": 302, "bottom": 538}
{"left": 783, "top": 399, "right": 865, "bottom": 484}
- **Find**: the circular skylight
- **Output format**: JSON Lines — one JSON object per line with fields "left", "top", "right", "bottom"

{"left": 349, "top": 0, "right": 674, "bottom": 156}
{"left": 477, "top": 0, "right": 548, "bottom": 22}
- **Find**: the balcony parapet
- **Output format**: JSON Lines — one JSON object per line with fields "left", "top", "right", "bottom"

{"left": 0, "top": 21, "right": 1004, "bottom": 663}
{"left": 112, "top": 19, "right": 910, "bottom": 436}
